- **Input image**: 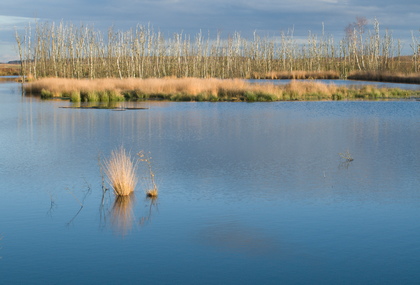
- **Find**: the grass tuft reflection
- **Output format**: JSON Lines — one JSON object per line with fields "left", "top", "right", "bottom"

{"left": 111, "top": 193, "right": 136, "bottom": 236}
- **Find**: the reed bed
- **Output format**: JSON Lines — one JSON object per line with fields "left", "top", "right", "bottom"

{"left": 24, "top": 77, "right": 417, "bottom": 101}
{"left": 249, "top": 70, "right": 340, "bottom": 80}
{"left": 15, "top": 20, "right": 420, "bottom": 81}
{"left": 348, "top": 71, "right": 420, "bottom": 84}
{"left": 24, "top": 77, "right": 282, "bottom": 101}
{"left": 102, "top": 147, "right": 138, "bottom": 196}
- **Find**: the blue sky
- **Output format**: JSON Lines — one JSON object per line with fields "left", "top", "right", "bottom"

{"left": 1, "top": 0, "right": 419, "bottom": 62}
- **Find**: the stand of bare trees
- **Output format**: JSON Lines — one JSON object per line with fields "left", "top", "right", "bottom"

{"left": 15, "top": 19, "right": 419, "bottom": 81}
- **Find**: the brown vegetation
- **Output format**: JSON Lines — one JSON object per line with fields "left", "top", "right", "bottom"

{"left": 24, "top": 77, "right": 417, "bottom": 101}
{"left": 24, "top": 77, "right": 281, "bottom": 101}
{"left": 102, "top": 147, "right": 138, "bottom": 196}
{"left": 0, "top": 64, "right": 20, "bottom": 76}
{"left": 348, "top": 71, "right": 420, "bottom": 84}
{"left": 249, "top": 70, "right": 340, "bottom": 80}
{"left": 137, "top": 151, "right": 158, "bottom": 198}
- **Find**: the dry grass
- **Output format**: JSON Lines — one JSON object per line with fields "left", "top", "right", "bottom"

{"left": 0, "top": 77, "right": 19, "bottom": 82}
{"left": 146, "top": 189, "right": 158, "bottom": 198}
{"left": 24, "top": 77, "right": 283, "bottom": 101}
{"left": 285, "top": 80, "right": 337, "bottom": 98}
{"left": 138, "top": 151, "right": 159, "bottom": 198}
{"left": 0, "top": 64, "right": 20, "bottom": 76}
{"left": 24, "top": 77, "right": 251, "bottom": 94}
{"left": 339, "top": 149, "right": 354, "bottom": 162}
{"left": 103, "top": 147, "right": 138, "bottom": 196}
{"left": 348, "top": 71, "right": 420, "bottom": 84}
{"left": 250, "top": 70, "right": 340, "bottom": 80}
{"left": 24, "top": 77, "right": 416, "bottom": 101}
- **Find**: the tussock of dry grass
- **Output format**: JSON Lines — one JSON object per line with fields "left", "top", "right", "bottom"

{"left": 103, "top": 147, "right": 138, "bottom": 196}
{"left": 146, "top": 188, "right": 158, "bottom": 198}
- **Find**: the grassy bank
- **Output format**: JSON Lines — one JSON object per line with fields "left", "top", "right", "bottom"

{"left": 24, "top": 77, "right": 418, "bottom": 101}
{"left": 348, "top": 71, "right": 420, "bottom": 84}
{"left": 249, "top": 70, "right": 340, "bottom": 80}
{"left": 0, "top": 64, "right": 20, "bottom": 76}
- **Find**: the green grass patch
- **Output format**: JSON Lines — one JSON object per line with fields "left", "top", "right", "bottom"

{"left": 98, "top": 91, "right": 110, "bottom": 102}
{"left": 40, "top": 89, "right": 53, "bottom": 99}
{"left": 70, "top": 91, "right": 81, "bottom": 102}
{"left": 108, "top": 90, "right": 125, "bottom": 101}
{"left": 87, "top": 91, "right": 99, "bottom": 102}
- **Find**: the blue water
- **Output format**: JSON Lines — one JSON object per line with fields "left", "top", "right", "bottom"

{"left": 0, "top": 82, "right": 419, "bottom": 284}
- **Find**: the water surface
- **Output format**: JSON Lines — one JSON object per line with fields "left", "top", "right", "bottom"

{"left": 0, "top": 82, "right": 419, "bottom": 284}
{"left": 249, "top": 78, "right": 420, "bottom": 90}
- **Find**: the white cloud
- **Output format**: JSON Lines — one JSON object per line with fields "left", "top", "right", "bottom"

{"left": 0, "top": 16, "right": 38, "bottom": 62}
{"left": 0, "top": 15, "right": 38, "bottom": 30}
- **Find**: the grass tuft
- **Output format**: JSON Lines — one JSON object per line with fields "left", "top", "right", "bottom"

{"left": 87, "top": 91, "right": 99, "bottom": 102}
{"left": 146, "top": 188, "right": 158, "bottom": 198}
{"left": 339, "top": 149, "right": 354, "bottom": 162}
{"left": 103, "top": 147, "right": 138, "bottom": 196}
{"left": 40, "top": 88, "right": 53, "bottom": 99}
{"left": 70, "top": 91, "right": 81, "bottom": 102}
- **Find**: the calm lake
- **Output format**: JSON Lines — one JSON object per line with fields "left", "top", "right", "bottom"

{"left": 0, "top": 81, "right": 419, "bottom": 284}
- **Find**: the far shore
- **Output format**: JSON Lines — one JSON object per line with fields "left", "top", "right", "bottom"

{"left": 3, "top": 64, "right": 420, "bottom": 85}
{"left": 0, "top": 63, "right": 21, "bottom": 77}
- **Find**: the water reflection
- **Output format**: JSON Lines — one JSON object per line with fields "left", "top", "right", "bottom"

{"left": 339, "top": 160, "right": 353, "bottom": 170}
{"left": 10, "top": 94, "right": 420, "bottom": 206}
{"left": 65, "top": 184, "right": 92, "bottom": 227}
{"left": 65, "top": 101, "right": 145, "bottom": 109}
{"left": 0, "top": 233, "right": 3, "bottom": 260}
{"left": 111, "top": 194, "right": 136, "bottom": 236}
{"left": 99, "top": 188, "right": 112, "bottom": 231}
{"left": 46, "top": 194, "right": 57, "bottom": 217}
{"left": 139, "top": 197, "right": 159, "bottom": 227}
{"left": 110, "top": 194, "right": 159, "bottom": 236}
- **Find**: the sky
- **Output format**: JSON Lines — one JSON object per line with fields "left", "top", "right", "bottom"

{"left": 1, "top": 0, "right": 420, "bottom": 62}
